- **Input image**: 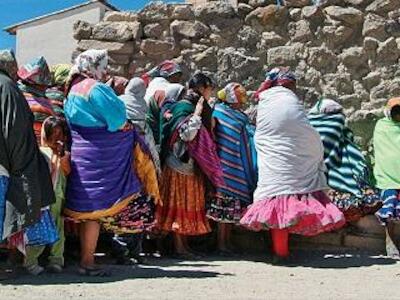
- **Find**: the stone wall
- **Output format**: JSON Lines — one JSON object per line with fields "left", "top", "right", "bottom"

{"left": 73, "top": 0, "right": 400, "bottom": 146}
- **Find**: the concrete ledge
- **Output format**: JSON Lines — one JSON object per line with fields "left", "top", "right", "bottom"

{"left": 343, "top": 233, "right": 385, "bottom": 251}
{"left": 228, "top": 215, "right": 391, "bottom": 254}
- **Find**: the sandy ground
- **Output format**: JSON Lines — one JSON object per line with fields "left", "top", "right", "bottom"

{"left": 1, "top": 249, "right": 400, "bottom": 300}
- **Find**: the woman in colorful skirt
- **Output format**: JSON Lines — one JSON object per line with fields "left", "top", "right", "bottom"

{"left": 116, "top": 77, "right": 161, "bottom": 264}
{"left": 240, "top": 68, "right": 345, "bottom": 261}
{"left": 17, "top": 56, "right": 55, "bottom": 143}
{"left": 308, "top": 98, "right": 380, "bottom": 222}
{"left": 373, "top": 98, "right": 400, "bottom": 259}
{"left": 0, "top": 49, "right": 55, "bottom": 278}
{"left": 157, "top": 73, "right": 223, "bottom": 258}
{"left": 207, "top": 83, "right": 257, "bottom": 254}
{"left": 64, "top": 49, "right": 153, "bottom": 276}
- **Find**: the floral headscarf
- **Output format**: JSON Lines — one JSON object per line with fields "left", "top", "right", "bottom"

{"left": 18, "top": 56, "right": 51, "bottom": 86}
{"left": 147, "top": 60, "right": 182, "bottom": 79}
{"left": 72, "top": 49, "right": 108, "bottom": 81}
{"left": 255, "top": 67, "right": 297, "bottom": 100}
{"left": 50, "top": 64, "right": 72, "bottom": 86}
{"left": 217, "top": 83, "right": 247, "bottom": 105}
{"left": 0, "top": 49, "right": 18, "bottom": 81}
{"left": 384, "top": 97, "right": 400, "bottom": 120}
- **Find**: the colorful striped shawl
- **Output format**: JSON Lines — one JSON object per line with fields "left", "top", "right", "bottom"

{"left": 308, "top": 112, "right": 369, "bottom": 197}
{"left": 162, "top": 100, "right": 224, "bottom": 187}
{"left": 213, "top": 103, "right": 257, "bottom": 203}
{"left": 19, "top": 82, "right": 55, "bottom": 122}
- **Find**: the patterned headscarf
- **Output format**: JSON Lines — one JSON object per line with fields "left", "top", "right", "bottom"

{"left": 0, "top": 49, "right": 18, "bottom": 81}
{"left": 147, "top": 60, "right": 182, "bottom": 79}
{"left": 384, "top": 97, "right": 400, "bottom": 120}
{"left": 50, "top": 64, "right": 72, "bottom": 86}
{"left": 72, "top": 49, "right": 108, "bottom": 81}
{"left": 18, "top": 56, "right": 51, "bottom": 86}
{"left": 217, "top": 83, "right": 248, "bottom": 105}
{"left": 255, "top": 67, "right": 297, "bottom": 100}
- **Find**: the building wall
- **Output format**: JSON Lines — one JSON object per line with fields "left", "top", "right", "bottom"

{"left": 16, "top": 4, "right": 108, "bottom": 66}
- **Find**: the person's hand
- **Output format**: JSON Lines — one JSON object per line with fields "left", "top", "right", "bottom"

{"left": 60, "top": 152, "right": 71, "bottom": 176}
{"left": 56, "top": 141, "right": 66, "bottom": 157}
{"left": 121, "top": 122, "right": 134, "bottom": 132}
{"left": 194, "top": 97, "right": 204, "bottom": 116}
{"left": 164, "top": 111, "right": 173, "bottom": 120}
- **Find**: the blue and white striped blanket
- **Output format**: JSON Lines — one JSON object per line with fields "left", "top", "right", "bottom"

{"left": 308, "top": 113, "right": 369, "bottom": 197}
{"left": 213, "top": 103, "right": 257, "bottom": 204}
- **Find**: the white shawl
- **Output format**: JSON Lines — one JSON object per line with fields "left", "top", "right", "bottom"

{"left": 254, "top": 86, "right": 328, "bottom": 200}
{"left": 144, "top": 77, "right": 170, "bottom": 105}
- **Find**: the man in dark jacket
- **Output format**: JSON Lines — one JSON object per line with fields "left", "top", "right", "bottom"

{"left": 0, "top": 50, "right": 55, "bottom": 279}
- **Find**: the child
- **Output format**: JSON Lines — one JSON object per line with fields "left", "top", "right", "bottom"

{"left": 373, "top": 98, "right": 400, "bottom": 259}
{"left": 24, "top": 116, "right": 70, "bottom": 274}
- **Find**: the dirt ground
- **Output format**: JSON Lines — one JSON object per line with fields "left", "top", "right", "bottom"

{"left": 1, "top": 249, "right": 400, "bottom": 300}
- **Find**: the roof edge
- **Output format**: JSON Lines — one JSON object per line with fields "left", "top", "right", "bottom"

{"left": 4, "top": 0, "right": 119, "bottom": 35}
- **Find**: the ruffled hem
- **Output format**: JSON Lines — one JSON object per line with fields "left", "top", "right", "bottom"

{"left": 330, "top": 189, "right": 381, "bottom": 222}
{"left": 240, "top": 191, "right": 345, "bottom": 236}
{"left": 101, "top": 195, "right": 156, "bottom": 235}
{"left": 206, "top": 194, "right": 246, "bottom": 225}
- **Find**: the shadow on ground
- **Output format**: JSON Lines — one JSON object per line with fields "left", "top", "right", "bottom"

{"left": 242, "top": 249, "right": 397, "bottom": 269}
{"left": 0, "top": 261, "right": 232, "bottom": 286}
{"left": 1, "top": 249, "right": 397, "bottom": 285}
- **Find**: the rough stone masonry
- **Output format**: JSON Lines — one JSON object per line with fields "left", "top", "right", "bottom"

{"left": 73, "top": 0, "right": 400, "bottom": 147}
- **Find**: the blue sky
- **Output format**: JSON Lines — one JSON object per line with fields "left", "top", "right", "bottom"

{"left": 0, "top": 0, "right": 183, "bottom": 49}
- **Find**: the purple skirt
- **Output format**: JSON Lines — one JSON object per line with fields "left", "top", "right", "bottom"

{"left": 66, "top": 125, "right": 142, "bottom": 213}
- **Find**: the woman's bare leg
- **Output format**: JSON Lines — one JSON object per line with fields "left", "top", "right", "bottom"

{"left": 217, "top": 223, "right": 228, "bottom": 251}
{"left": 79, "top": 221, "right": 101, "bottom": 267}
{"left": 173, "top": 233, "right": 190, "bottom": 254}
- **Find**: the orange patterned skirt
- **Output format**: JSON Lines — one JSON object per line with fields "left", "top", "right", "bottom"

{"left": 156, "top": 166, "right": 211, "bottom": 236}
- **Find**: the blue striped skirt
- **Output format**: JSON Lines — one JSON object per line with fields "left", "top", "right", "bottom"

{"left": 376, "top": 189, "right": 400, "bottom": 225}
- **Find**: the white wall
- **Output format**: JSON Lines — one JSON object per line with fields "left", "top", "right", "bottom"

{"left": 16, "top": 4, "right": 107, "bottom": 66}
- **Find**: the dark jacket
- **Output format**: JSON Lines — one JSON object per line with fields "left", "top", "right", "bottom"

{"left": 0, "top": 70, "right": 55, "bottom": 235}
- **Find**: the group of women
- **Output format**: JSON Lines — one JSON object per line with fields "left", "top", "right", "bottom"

{"left": 0, "top": 47, "right": 400, "bottom": 278}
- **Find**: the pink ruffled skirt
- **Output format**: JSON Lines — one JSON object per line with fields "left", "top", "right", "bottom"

{"left": 240, "top": 191, "right": 345, "bottom": 236}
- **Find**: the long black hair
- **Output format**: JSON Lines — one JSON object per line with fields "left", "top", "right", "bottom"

{"left": 185, "top": 73, "right": 214, "bottom": 131}
{"left": 188, "top": 73, "right": 213, "bottom": 93}
{"left": 42, "top": 116, "right": 70, "bottom": 148}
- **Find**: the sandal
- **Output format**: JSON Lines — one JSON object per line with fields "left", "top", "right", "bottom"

{"left": 26, "top": 264, "right": 45, "bottom": 276}
{"left": 47, "top": 264, "right": 63, "bottom": 273}
{"left": 78, "top": 266, "right": 111, "bottom": 277}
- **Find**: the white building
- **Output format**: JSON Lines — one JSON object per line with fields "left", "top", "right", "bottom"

{"left": 4, "top": 0, "right": 118, "bottom": 65}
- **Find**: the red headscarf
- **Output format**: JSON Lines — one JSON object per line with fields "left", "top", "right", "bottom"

{"left": 255, "top": 67, "right": 297, "bottom": 101}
